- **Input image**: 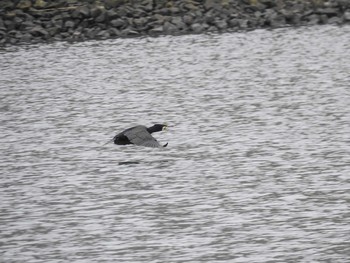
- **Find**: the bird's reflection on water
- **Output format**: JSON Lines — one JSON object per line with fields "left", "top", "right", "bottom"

{"left": 118, "top": 161, "right": 141, "bottom": 165}
{"left": 118, "top": 159, "right": 172, "bottom": 165}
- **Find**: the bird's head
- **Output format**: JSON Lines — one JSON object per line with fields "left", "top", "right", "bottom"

{"left": 148, "top": 124, "right": 168, "bottom": 133}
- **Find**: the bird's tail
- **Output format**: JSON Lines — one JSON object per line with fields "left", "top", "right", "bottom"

{"left": 163, "top": 142, "right": 168, "bottom": 147}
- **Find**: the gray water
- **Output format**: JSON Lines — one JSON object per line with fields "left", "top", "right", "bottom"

{"left": 1, "top": 25, "right": 350, "bottom": 262}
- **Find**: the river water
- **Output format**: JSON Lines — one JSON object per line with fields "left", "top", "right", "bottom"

{"left": 1, "top": 25, "right": 350, "bottom": 262}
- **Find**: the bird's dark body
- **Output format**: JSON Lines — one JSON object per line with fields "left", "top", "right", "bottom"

{"left": 113, "top": 133, "right": 132, "bottom": 145}
{"left": 113, "top": 124, "right": 167, "bottom": 148}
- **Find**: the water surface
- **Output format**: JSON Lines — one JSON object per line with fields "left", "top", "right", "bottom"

{"left": 1, "top": 25, "right": 350, "bottom": 262}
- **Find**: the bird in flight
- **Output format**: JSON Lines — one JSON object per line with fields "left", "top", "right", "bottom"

{"left": 113, "top": 124, "right": 168, "bottom": 148}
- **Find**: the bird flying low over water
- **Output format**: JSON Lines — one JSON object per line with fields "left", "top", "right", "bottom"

{"left": 113, "top": 124, "right": 168, "bottom": 148}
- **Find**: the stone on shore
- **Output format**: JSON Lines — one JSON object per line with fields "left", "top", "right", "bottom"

{"left": 17, "top": 0, "right": 32, "bottom": 10}
{"left": 191, "top": 23, "right": 207, "bottom": 33}
{"left": 71, "top": 6, "right": 91, "bottom": 18}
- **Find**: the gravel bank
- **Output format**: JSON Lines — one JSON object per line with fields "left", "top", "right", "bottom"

{"left": 1, "top": 0, "right": 350, "bottom": 45}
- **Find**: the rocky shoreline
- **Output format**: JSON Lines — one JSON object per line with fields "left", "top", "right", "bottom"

{"left": 1, "top": 0, "right": 350, "bottom": 46}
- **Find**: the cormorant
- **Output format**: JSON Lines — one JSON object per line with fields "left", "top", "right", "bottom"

{"left": 113, "top": 124, "right": 168, "bottom": 148}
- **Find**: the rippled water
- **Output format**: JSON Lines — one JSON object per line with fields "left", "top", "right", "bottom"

{"left": 1, "top": 25, "right": 350, "bottom": 262}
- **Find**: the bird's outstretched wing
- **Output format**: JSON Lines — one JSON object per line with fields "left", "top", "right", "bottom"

{"left": 124, "top": 125, "right": 161, "bottom": 148}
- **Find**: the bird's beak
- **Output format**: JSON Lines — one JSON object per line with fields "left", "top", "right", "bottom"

{"left": 163, "top": 125, "right": 168, "bottom": 131}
